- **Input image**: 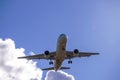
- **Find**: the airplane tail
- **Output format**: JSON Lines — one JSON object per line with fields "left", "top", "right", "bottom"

{"left": 42, "top": 67, "right": 70, "bottom": 71}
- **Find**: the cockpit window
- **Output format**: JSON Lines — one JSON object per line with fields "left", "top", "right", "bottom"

{"left": 60, "top": 34, "right": 65, "bottom": 37}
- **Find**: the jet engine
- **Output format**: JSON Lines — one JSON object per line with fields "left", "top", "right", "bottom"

{"left": 73, "top": 49, "right": 79, "bottom": 56}
{"left": 44, "top": 50, "right": 50, "bottom": 58}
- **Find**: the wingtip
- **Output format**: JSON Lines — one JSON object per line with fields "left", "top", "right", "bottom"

{"left": 17, "top": 57, "right": 21, "bottom": 59}
{"left": 96, "top": 53, "right": 100, "bottom": 55}
{"left": 17, "top": 57, "right": 26, "bottom": 59}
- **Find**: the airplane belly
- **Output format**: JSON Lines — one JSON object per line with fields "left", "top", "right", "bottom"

{"left": 54, "top": 58, "right": 62, "bottom": 71}
{"left": 56, "top": 42, "right": 66, "bottom": 60}
{"left": 54, "top": 34, "right": 67, "bottom": 71}
{"left": 54, "top": 51, "right": 65, "bottom": 71}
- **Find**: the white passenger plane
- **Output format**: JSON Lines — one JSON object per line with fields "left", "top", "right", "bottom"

{"left": 18, "top": 34, "right": 99, "bottom": 71}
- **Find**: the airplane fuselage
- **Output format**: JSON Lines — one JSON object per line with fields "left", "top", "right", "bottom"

{"left": 18, "top": 33, "right": 99, "bottom": 71}
{"left": 54, "top": 34, "right": 67, "bottom": 71}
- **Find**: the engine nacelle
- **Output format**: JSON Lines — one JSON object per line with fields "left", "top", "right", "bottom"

{"left": 74, "top": 49, "right": 79, "bottom": 54}
{"left": 44, "top": 50, "right": 50, "bottom": 55}
{"left": 73, "top": 49, "right": 79, "bottom": 56}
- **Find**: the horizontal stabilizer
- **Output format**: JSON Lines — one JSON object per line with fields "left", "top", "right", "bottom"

{"left": 42, "top": 67, "right": 70, "bottom": 71}
{"left": 61, "top": 67, "right": 70, "bottom": 69}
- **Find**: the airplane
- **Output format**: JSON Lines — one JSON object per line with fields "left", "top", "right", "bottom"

{"left": 18, "top": 34, "right": 99, "bottom": 71}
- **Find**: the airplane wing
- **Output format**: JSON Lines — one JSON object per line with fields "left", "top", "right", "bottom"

{"left": 18, "top": 51, "right": 99, "bottom": 60}
{"left": 65, "top": 51, "right": 99, "bottom": 59}
{"left": 18, "top": 52, "right": 56, "bottom": 60}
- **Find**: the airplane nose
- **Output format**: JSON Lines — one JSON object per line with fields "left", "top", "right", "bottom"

{"left": 58, "top": 34, "right": 68, "bottom": 43}
{"left": 60, "top": 34, "right": 68, "bottom": 39}
{"left": 60, "top": 34, "right": 66, "bottom": 37}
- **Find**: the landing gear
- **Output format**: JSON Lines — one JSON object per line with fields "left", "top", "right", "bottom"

{"left": 68, "top": 56, "right": 72, "bottom": 64}
{"left": 49, "top": 60, "right": 53, "bottom": 65}
{"left": 68, "top": 60, "right": 72, "bottom": 64}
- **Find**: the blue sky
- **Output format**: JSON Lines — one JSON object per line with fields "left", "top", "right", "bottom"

{"left": 1, "top": 0, "right": 120, "bottom": 80}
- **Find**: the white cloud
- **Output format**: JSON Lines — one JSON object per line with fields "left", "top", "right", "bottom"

{"left": 0, "top": 38, "right": 75, "bottom": 80}
{"left": 45, "top": 70, "right": 75, "bottom": 80}
{"left": 0, "top": 38, "right": 42, "bottom": 80}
